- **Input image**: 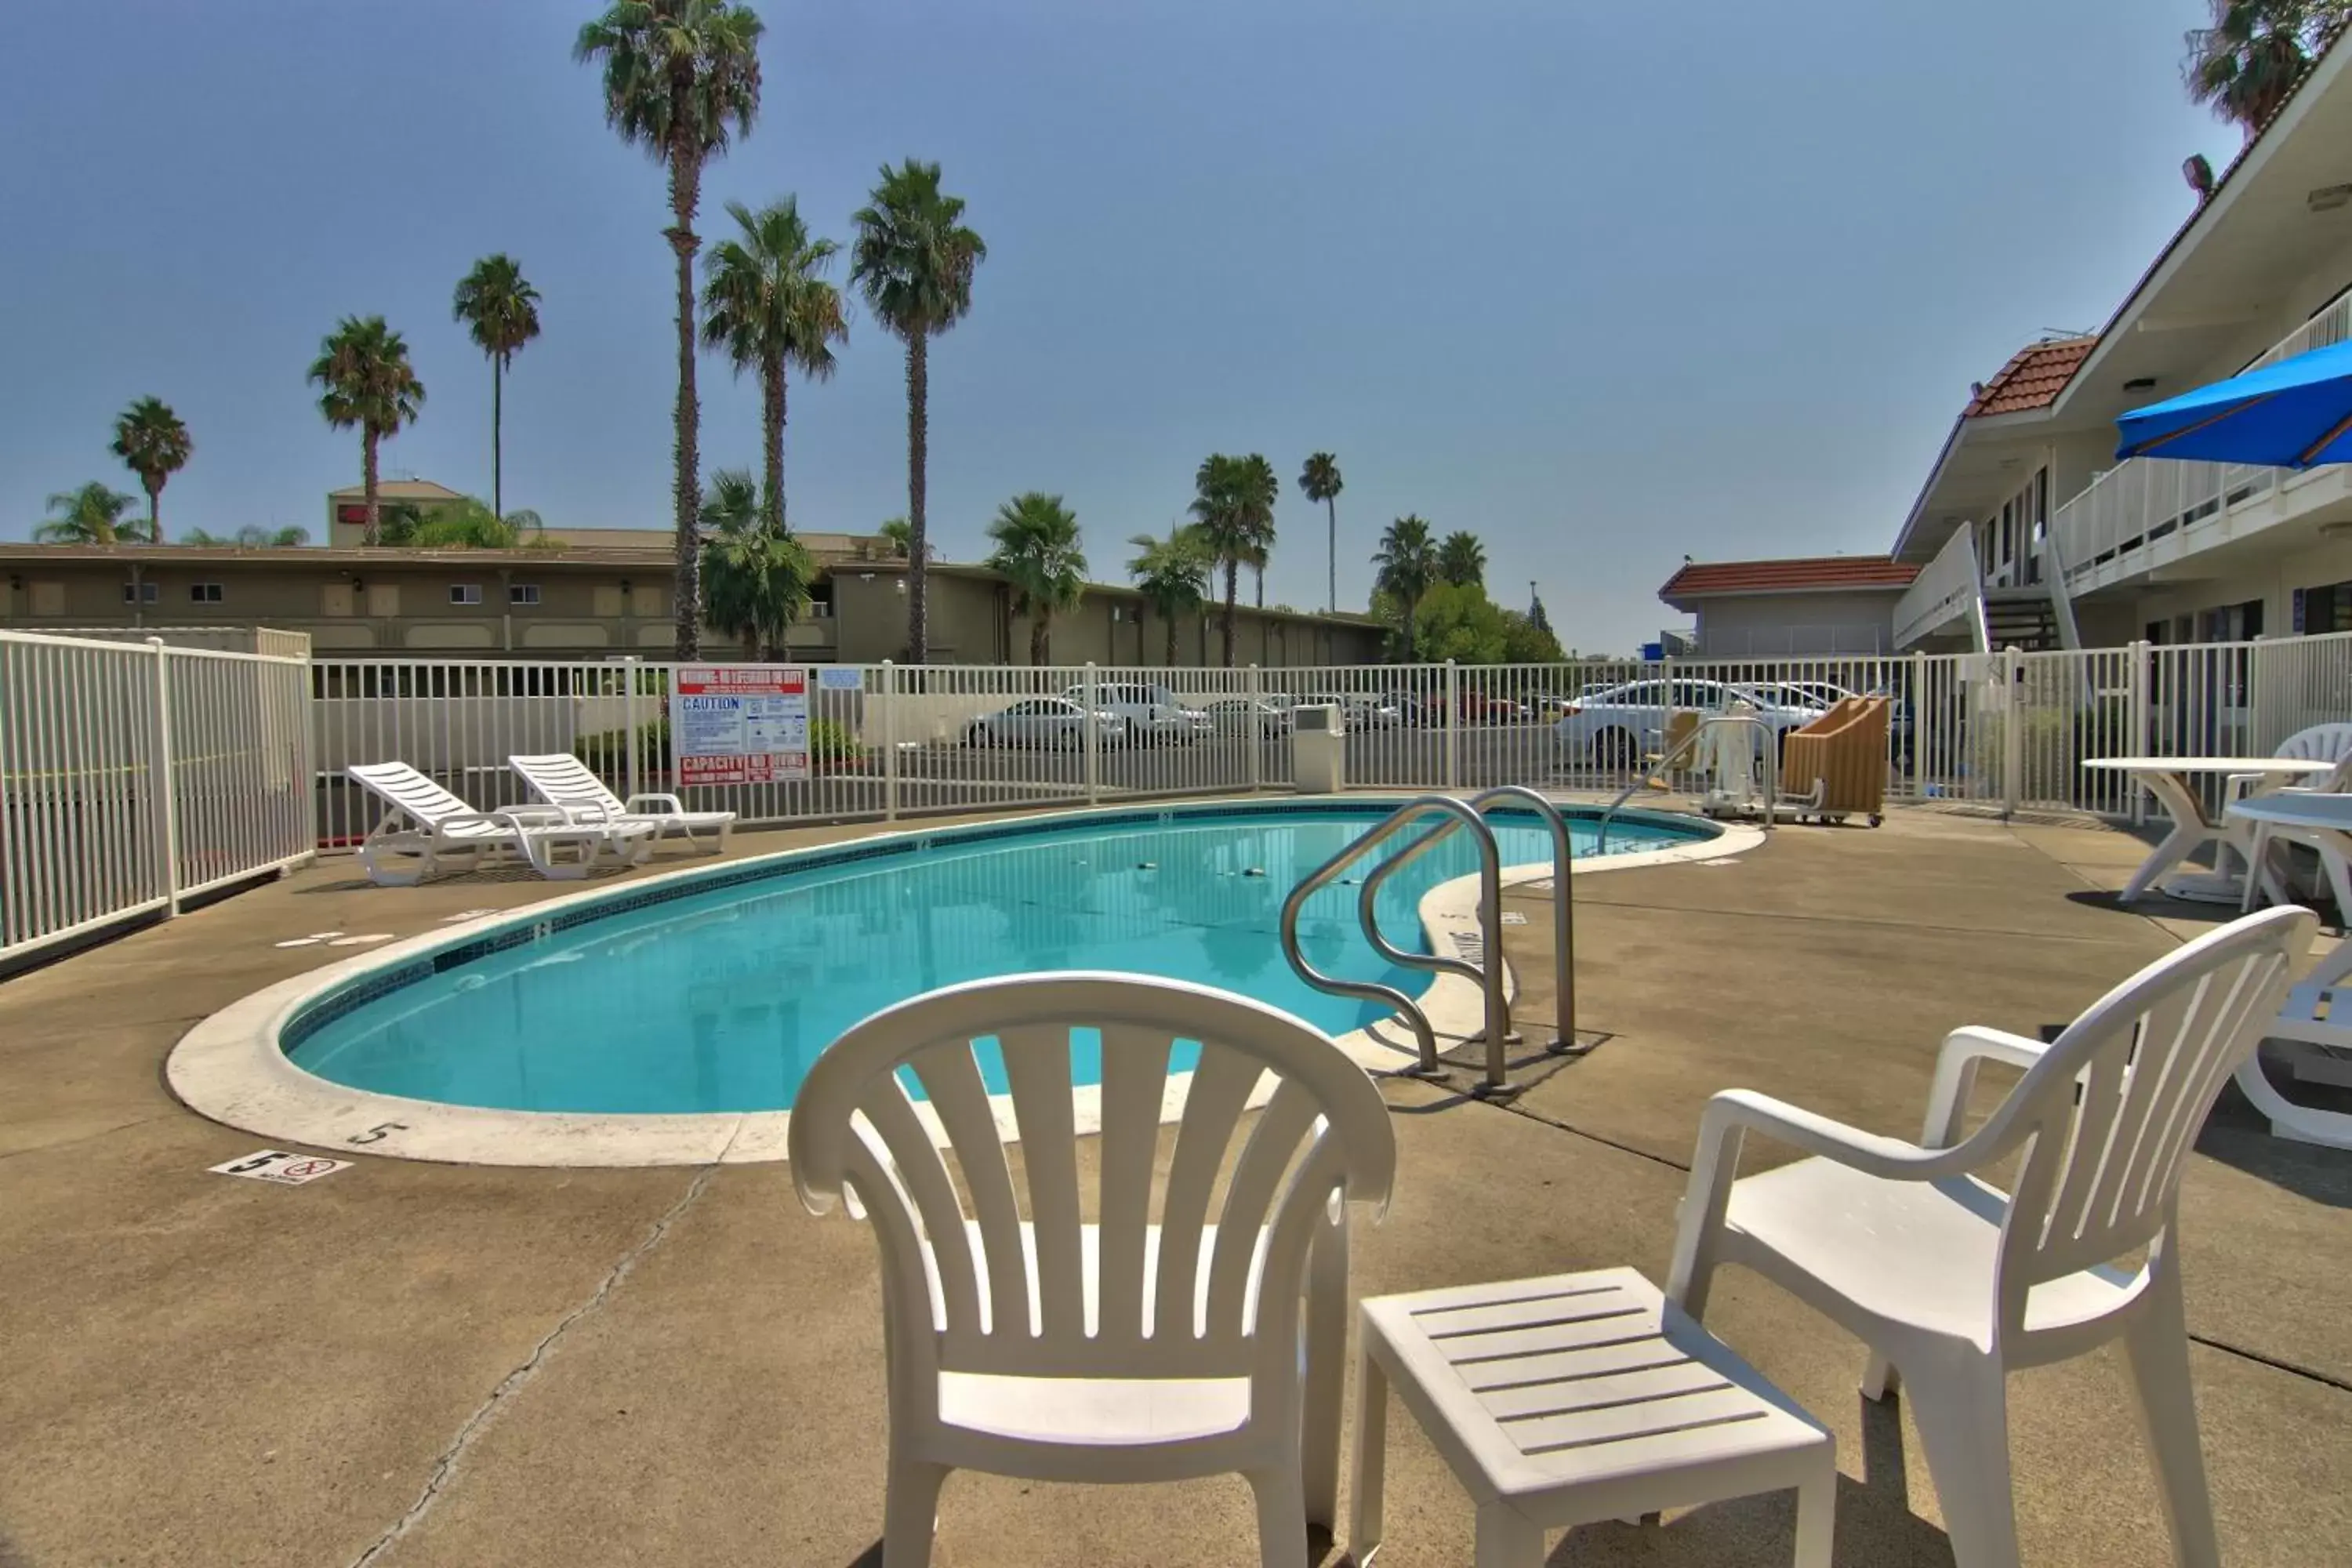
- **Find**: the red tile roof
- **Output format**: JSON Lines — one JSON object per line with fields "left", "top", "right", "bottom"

{"left": 1660, "top": 556, "right": 1920, "bottom": 603}
{"left": 1964, "top": 336, "right": 2096, "bottom": 417}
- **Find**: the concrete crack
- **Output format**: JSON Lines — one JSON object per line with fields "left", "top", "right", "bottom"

{"left": 343, "top": 1160, "right": 724, "bottom": 1568}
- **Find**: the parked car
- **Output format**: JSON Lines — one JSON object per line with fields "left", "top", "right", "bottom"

{"left": 964, "top": 697, "right": 1131, "bottom": 749}
{"left": 1201, "top": 697, "right": 1294, "bottom": 736}
{"left": 1746, "top": 680, "right": 1917, "bottom": 764}
{"left": 1552, "top": 678, "right": 1823, "bottom": 768}
{"left": 1062, "top": 681, "right": 1210, "bottom": 744}
{"left": 1391, "top": 690, "right": 1533, "bottom": 727}
{"left": 1297, "top": 692, "right": 1403, "bottom": 729}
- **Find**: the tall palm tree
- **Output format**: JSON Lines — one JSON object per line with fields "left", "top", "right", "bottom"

{"left": 110, "top": 397, "right": 191, "bottom": 544}
{"left": 851, "top": 159, "right": 986, "bottom": 663}
{"left": 700, "top": 468, "right": 815, "bottom": 659}
{"left": 450, "top": 254, "right": 542, "bottom": 521}
{"left": 307, "top": 316, "right": 423, "bottom": 546}
{"left": 1297, "top": 452, "right": 1342, "bottom": 613}
{"left": 1127, "top": 525, "right": 1213, "bottom": 665}
{"left": 34, "top": 483, "right": 147, "bottom": 543}
{"left": 702, "top": 197, "right": 848, "bottom": 535}
{"left": 1438, "top": 529, "right": 1486, "bottom": 590}
{"left": 984, "top": 492, "right": 1087, "bottom": 666}
{"left": 2184, "top": 2, "right": 2349, "bottom": 134}
{"left": 1236, "top": 453, "right": 1279, "bottom": 609}
{"left": 1372, "top": 514, "right": 1439, "bottom": 661}
{"left": 1189, "top": 455, "right": 1251, "bottom": 666}
{"left": 576, "top": 0, "right": 765, "bottom": 658}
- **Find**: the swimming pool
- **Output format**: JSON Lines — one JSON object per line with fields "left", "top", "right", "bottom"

{"left": 280, "top": 802, "right": 1711, "bottom": 1116}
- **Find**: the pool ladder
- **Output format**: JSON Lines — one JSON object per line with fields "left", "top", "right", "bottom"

{"left": 1277, "top": 789, "right": 1579, "bottom": 1092}
{"left": 1595, "top": 712, "right": 1780, "bottom": 850}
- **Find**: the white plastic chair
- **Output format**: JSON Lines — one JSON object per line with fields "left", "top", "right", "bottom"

{"left": 2235, "top": 722, "right": 2352, "bottom": 915}
{"left": 347, "top": 761, "right": 653, "bottom": 886}
{"left": 508, "top": 752, "right": 736, "bottom": 855}
{"left": 789, "top": 972, "right": 1396, "bottom": 1568}
{"left": 1665, "top": 906, "right": 2314, "bottom": 1568}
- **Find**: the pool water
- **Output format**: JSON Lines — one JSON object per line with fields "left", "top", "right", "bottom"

{"left": 288, "top": 806, "right": 1702, "bottom": 1113}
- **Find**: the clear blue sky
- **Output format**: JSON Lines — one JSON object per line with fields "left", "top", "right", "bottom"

{"left": 0, "top": 0, "right": 2234, "bottom": 652}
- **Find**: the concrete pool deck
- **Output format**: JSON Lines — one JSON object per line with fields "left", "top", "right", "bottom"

{"left": 3, "top": 803, "right": 2350, "bottom": 1566}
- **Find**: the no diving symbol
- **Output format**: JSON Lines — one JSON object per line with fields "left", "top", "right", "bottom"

{"left": 280, "top": 1159, "right": 338, "bottom": 1180}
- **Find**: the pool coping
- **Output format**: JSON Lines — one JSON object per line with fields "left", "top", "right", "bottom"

{"left": 165, "top": 796, "right": 1759, "bottom": 1167}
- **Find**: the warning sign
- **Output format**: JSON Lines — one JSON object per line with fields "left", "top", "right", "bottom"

{"left": 670, "top": 666, "right": 811, "bottom": 786}
{"left": 210, "top": 1150, "right": 353, "bottom": 1185}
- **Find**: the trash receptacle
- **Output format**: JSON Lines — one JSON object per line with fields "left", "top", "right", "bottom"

{"left": 1294, "top": 703, "right": 1345, "bottom": 793}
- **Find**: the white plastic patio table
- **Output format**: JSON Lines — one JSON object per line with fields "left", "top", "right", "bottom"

{"left": 2082, "top": 757, "right": 2331, "bottom": 903}
{"left": 1350, "top": 1266, "right": 1834, "bottom": 1567}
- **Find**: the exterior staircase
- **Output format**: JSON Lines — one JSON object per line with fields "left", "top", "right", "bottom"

{"left": 1981, "top": 586, "right": 2068, "bottom": 652}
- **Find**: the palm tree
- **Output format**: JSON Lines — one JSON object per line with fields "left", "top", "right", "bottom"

{"left": 1127, "top": 525, "right": 1213, "bottom": 665}
{"left": 984, "top": 492, "right": 1087, "bottom": 665}
{"left": 576, "top": 0, "right": 765, "bottom": 658}
{"left": 110, "top": 397, "right": 191, "bottom": 544}
{"left": 408, "top": 498, "right": 548, "bottom": 549}
{"left": 1236, "top": 454, "right": 1279, "bottom": 609}
{"left": 34, "top": 483, "right": 147, "bottom": 543}
{"left": 306, "top": 316, "right": 423, "bottom": 546}
{"left": 702, "top": 197, "right": 848, "bottom": 535}
{"left": 879, "top": 517, "right": 916, "bottom": 558}
{"left": 2184, "top": 2, "right": 2349, "bottom": 134}
{"left": 451, "top": 254, "right": 542, "bottom": 521}
{"left": 700, "top": 468, "right": 814, "bottom": 659}
{"left": 851, "top": 159, "right": 986, "bottom": 663}
{"left": 183, "top": 524, "right": 310, "bottom": 546}
{"left": 1438, "top": 530, "right": 1486, "bottom": 590}
{"left": 1298, "top": 452, "right": 1342, "bottom": 612}
{"left": 1189, "top": 455, "right": 1250, "bottom": 666}
{"left": 1371, "top": 514, "right": 1439, "bottom": 661}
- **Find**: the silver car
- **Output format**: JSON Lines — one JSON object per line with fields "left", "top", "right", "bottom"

{"left": 964, "top": 697, "right": 1131, "bottom": 749}
{"left": 1552, "top": 678, "right": 1823, "bottom": 768}
{"left": 1298, "top": 691, "right": 1402, "bottom": 729}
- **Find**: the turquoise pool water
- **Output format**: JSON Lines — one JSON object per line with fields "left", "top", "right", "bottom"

{"left": 287, "top": 804, "right": 1705, "bottom": 1114}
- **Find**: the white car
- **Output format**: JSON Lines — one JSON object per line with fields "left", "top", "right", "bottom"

{"left": 1552, "top": 678, "right": 1824, "bottom": 768}
{"left": 1201, "top": 697, "right": 1294, "bottom": 736}
{"left": 1064, "top": 681, "right": 1209, "bottom": 744}
{"left": 1297, "top": 692, "right": 1402, "bottom": 729}
{"left": 965, "top": 697, "right": 1131, "bottom": 749}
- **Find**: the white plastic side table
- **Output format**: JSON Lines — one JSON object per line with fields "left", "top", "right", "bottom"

{"left": 1351, "top": 1266, "right": 1834, "bottom": 1567}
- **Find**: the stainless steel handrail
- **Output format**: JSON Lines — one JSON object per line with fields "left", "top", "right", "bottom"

{"left": 1466, "top": 786, "right": 1578, "bottom": 1052}
{"left": 1353, "top": 804, "right": 1509, "bottom": 1085}
{"left": 1597, "top": 712, "right": 1779, "bottom": 849}
{"left": 1279, "top": 793, "right": 1504, "bottom": 1080}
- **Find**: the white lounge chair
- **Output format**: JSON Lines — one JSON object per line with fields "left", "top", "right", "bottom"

{"left": 789, "top": 972, "right": 1396, "bottom": 1568}
{"left": 508, "top": 752, "right": 736, "bottom": 855}
{"left": 2234, "top": 721, "right": 2352, "bottom": 915}
{"left": 347, "top": 761, "right": 655, "bottom": 887}
{"left": 1666, "top": 906, "right": 2314, "bottom": 1568}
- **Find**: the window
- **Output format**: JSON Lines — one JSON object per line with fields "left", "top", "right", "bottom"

{"left": 2299, "top": 580, "right": 2352, "bottom": 635}
{"left": 189, "top": 583, "right": 223, "bottom": 604}
{"left": 449, "top": 583, "right": 482, "bottom": 605}
{"left": 121, "top": 582, "right": 159, "bottom": 604}
{"left": 509, "top": 583, "right": 540, "bottom": 607}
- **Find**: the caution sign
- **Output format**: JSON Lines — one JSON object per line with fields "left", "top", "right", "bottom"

{"left": 670, "top": 665, "right": 811, "bottom": 786}
{"left": 209, "top": 1150, "right": 353, "bottom": 1186}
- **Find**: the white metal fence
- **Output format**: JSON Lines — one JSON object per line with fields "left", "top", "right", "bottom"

{"left": 1, "top": 631, "right": 315, "bottom": 963}
{"left": 304, "top": 634, "right": 2352, "bottom": 847}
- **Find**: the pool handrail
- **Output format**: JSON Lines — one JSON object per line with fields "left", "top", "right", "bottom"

{"left": 1596, "top": 711, "right": 1778, "bottom": 849}
{"left": 1279, "top": 793, "right": 1508, "bottom": 1087}
{"left": 1370, "top": 786, "right": 1578, "bottom": 1052}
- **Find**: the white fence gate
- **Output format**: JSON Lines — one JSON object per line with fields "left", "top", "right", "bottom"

{"left": 2, "top": 631, "right": 315, "bottom": 964}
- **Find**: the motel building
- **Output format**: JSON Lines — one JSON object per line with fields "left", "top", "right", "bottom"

{"left": 1665, "top": 29, "right": 2352, "bottom": 663}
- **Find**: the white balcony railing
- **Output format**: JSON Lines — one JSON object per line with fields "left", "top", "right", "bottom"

{"left": 1893, "top": 524, "right": 1985, "bottom": 649}
{"left": 2045, "top": 289, "right": 2352, "bottom": 599}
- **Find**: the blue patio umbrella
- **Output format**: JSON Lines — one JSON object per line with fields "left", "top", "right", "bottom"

{"left": 2115, "top": 337, "right": 2352, "bottom": 467}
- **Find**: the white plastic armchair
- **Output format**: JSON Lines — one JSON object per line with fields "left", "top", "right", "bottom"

{"left": 1666, "top": 906, "right": 2314, "bottom": 1568}
{"left": 2234, "top": 722, "right": 2352, "bottom": 915}
{"left": 789, "top": 972, "right": 1397, "bottom": 1568}
{"left": 508, "top": 752, "right": 735, "bottom": 854}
